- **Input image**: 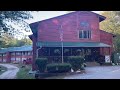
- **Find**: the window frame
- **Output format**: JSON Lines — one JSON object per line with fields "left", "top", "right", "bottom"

{"left": 78, "top": 30, "right": 91, "bottom": 39}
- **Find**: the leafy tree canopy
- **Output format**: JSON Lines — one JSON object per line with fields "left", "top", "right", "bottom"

{"left": 100, "top": 11, "right": 120, "bottom": 52}
{"left": 0, "top": 11, "right": 33, "bottom": 38}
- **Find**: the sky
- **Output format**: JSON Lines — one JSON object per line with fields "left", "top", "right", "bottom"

{"left": 26, "top": 11, "right": 102, "bottom": 24}
{"left": 21, "top": 11, "right": 102, "bottom": 38}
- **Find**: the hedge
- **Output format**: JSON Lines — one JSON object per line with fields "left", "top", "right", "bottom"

{"left": 35, "top": 58, "right": 48, "bottom": 72}
{"left": 68, "top": 56, "right": 84, "bottom": 71}
{"left": 47, "top": 63, "right": 71, "bottom": 73}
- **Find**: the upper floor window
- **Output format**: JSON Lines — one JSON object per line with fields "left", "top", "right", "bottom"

{"left": 79, "top": 30, "right": 91, "bottom": 39}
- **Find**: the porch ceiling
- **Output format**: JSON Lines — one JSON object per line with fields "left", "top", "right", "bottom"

{"left": 36, "top": 42, "right": 111, "bottom": 47}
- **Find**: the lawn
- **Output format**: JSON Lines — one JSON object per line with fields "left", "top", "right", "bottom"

{"left": 0, "top": 65, "right": 7, "bottom": 75}
{"left": 16, "top": 64, "right": 35, "bottom": 79}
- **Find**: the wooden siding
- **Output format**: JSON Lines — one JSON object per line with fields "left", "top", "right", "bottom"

{"left": 37, "top": 11, "right": 100, "bottom": 42}
{"left": 100, "top": 30, "right": 113, "bottom": 53}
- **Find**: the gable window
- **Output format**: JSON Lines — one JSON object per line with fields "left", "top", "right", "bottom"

{"left": 79, "top": 30, "right": 91, "bottom": 39}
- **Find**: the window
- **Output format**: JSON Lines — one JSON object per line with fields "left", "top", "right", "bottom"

{"left": 11, "top": 58, "right": 15, "bottom": 61}
{"left": 3, "top": 53, "right": 6, "bottom": 56}
{"left": 25, "top": 52, "right": 28, "bottom": 55}
{"left": 16, "top": 58, "right": 20, "bottom": 61}
{"left": 79, "top": 30, "right": 91, "bottom": 39}
{"left": 22, "top": 52, "right": 25, "bottom": 55}
{"left": 3, "top": 59, "right": 6, "bottom": 62}
{"left": 11, "top": 53, "right": 15, "bottom": 56}
{"left": 28, "top": 52, "right": 31, "bottom": 55}
{"left": 16, "top": 52, "right": 21, "bottom": 56}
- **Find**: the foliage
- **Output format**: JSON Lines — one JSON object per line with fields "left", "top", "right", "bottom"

{"left": 54, "top": 49, "right": 61, "bottom": 55}
{"left": 0, "top": 11, "right": 33, "bottom": 48}
{"left": 16, "top": 65, "right": 34, "bottom": 79}
{"left": 0, "top": 65, "right": 7, "bottom": 75}
{"left": 35, "top": 58, "right": 48, "bottom": 72}
{"left": 0, "top": 11, "right": 32, "bottom": 33}
{"left": 100, "top": 11, "right": 120, "bottom": 52}
{"left": 0, "top": 34, "right": 32, "bottom": 48}
{"left": 68, "top": 56, "right": 84, "bottom": 71}
{"left": 64, "top": 49, "right": 69, "bottom": 53}
{"left": 47, "top": 63, "right": 71, "bottom": 73}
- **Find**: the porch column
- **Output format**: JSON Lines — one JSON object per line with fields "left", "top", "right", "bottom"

{"left": 15, "top": 52, "right": 16, "bottom": 61}
{"left": 21, "top": 52, "right": 22, "bottom": 63}
{"left": 2, "top": 54, "right": 3, "bottom": 62}
{"left": 49, "top": 47, "right": 50, "bottom": 56}
{"left": 6, "top": 52, "right": 11, "bottom": 63}
{"left": 71, "top": 48, "right": 72, "bottom": 56}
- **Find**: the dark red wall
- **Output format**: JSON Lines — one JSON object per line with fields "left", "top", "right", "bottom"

{"left": 100, "top": 30, "right": 113, "bottom": 53}
{"left": 37, "top": 11, "right": 100, "bottom": 42}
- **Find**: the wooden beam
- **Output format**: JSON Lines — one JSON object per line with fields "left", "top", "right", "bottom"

{"left": 71, "top": 48, "right": 72, "bottom": 56}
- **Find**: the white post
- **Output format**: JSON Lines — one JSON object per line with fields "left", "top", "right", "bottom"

{"left": 60, "top": 24, "right": 64, "bottom": 63}
{"left": 62, "top": 42, "right": 64, "bottom": 63}
{"left": 36, "top": 46, "right": 42, "bottom": 58}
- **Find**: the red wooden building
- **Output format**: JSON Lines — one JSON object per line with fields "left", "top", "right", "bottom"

{"left": 0, "top": 45, "right": 32, "bottom": 63}
{"left": 29, "top": 11, "right": 115, "bottom": 70}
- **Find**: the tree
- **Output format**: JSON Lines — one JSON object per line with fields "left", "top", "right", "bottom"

{"left": 0, "top": 33, "right": 15, "bottom": 48}
{"left": 0, "top": 33, "right": 32, "bottom": 48}
{"left": 0, "top": 11, "right": 33, "bottom": 48}
{"left": 100, "top": 11, "right": 120, "bottom": 52}
{"left": 0, "top": 11, "right": 33, "bottom": 36}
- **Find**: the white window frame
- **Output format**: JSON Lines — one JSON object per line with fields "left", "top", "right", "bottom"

{"left": 78, "top": 30, "right": 91, "bottom": 39}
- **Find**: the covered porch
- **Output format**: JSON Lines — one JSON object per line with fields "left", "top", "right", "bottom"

{"left": 36, "top": 42, "right": 111, "bottom": 63}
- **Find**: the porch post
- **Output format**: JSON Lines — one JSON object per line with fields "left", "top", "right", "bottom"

{"left": 71, "top": 48, "right": 72, "bottom": 56}
{"left": 49, "top": 47, "right": 50, "bottom": 56}
{"left": 36, "top": 46, "right": 42, "bottom": 58}
{"left": 2, "top": 54, "right": 3, "bottom": 62}
{"left": 15, "top": 52, "right": 16, "bottom": 61}
{"left": 62, "top": 42, "right": 64, "bottom": 63}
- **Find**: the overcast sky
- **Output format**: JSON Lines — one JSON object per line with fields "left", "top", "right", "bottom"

{"left": 26, "top": 11, "right": 102, "bottom": 24}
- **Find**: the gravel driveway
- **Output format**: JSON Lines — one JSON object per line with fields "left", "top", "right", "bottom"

{"left": 0, "top": 64, "right": 19, "bottom": 79}
{"left": 64, "top": 66, "right": 120, "bottom": 79}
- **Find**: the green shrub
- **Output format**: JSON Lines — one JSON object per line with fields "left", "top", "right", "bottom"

{"left": 68, "top": 56, "right": 84, "bottom": 71}
{"left": 47, "top": 63, "right": 71, "bottom": 73}
{"left": 35, "top": 58, "right": 48, "bottom": 72}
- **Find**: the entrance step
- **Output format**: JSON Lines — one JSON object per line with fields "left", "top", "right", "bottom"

{"left": 86, "top": 62, "right": 100, "bottom": 67}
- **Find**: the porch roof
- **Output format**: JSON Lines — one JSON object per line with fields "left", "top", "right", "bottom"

{"left": 36, "top": 42, "right": 111, "bottom": 47}
{"left": 0, "top": 45, "right": 32, "bottom": 54}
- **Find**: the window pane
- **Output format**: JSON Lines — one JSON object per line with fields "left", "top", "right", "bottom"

{"left": 79, "top": 31, "right": 82, "bottom": 38}
{"left": 88, "top": 31, "right": 91, "bottom": 38}
{"left": 79, "top": 30, "right": 91, "bottom": 39}
{"left": 84, "top": 31, "right": 87, "bottom": 38}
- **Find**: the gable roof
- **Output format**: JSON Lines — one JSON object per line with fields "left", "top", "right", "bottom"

{"left": 29, "top": 11, "right": 105, "bottom": 25}
{"left": 29, "top": 11, "right": 106, "bottom": 36}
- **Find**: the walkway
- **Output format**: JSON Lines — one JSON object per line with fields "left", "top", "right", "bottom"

{"left": 0, "top": 64, "right": 19, "bottom": 79}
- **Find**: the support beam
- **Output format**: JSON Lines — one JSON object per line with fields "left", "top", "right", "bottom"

{"left": 71, "top": 48, "right": 72, "bottom": 56}
{"left": 49, "top": 47, "right": 50, "bottom": 56}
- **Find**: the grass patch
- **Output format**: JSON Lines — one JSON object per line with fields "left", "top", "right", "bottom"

{"left": 16, "top": 65, "right": 35, "bottom": 79}
{"left": 0, "top": 65, "right": 7, "bottom": 75}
